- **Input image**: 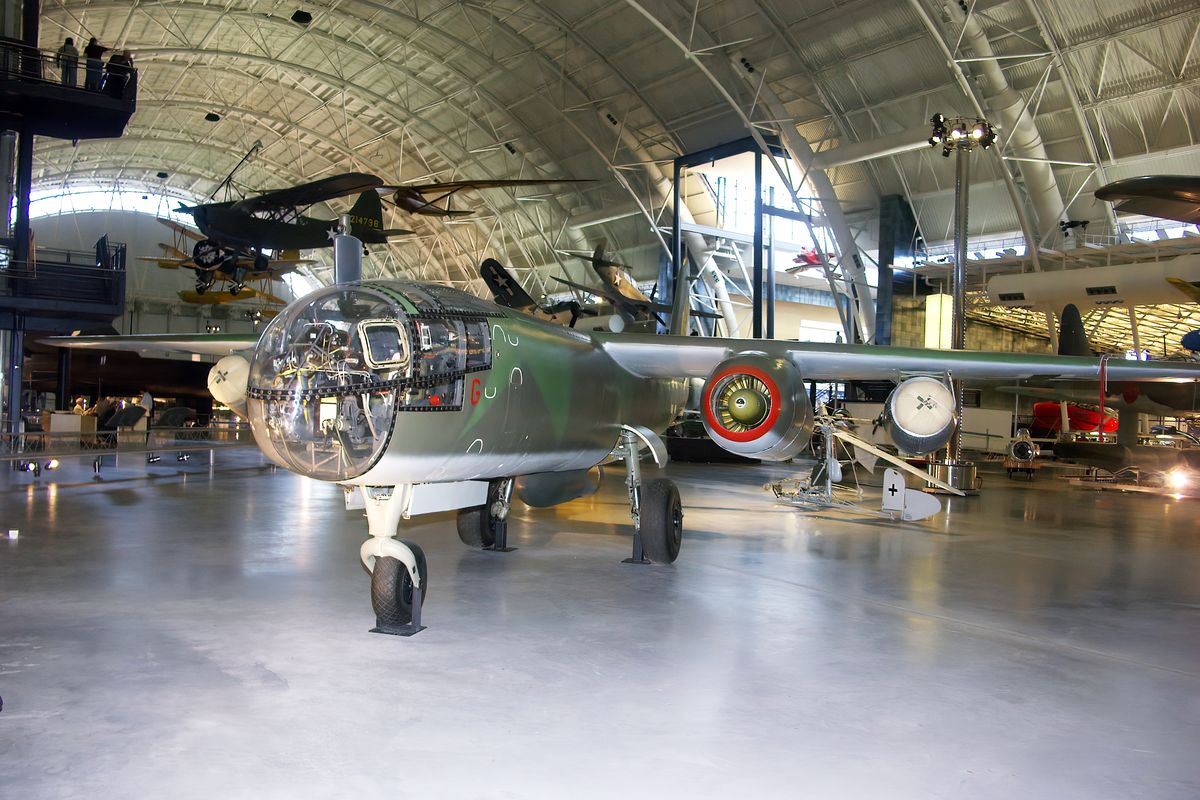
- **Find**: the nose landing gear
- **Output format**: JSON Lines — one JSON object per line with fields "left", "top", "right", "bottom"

{"left": 361, "top": 486, "right": 427, "bottom": 636}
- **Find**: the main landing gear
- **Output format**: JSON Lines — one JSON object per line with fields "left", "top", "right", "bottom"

{"left": 456, "top": 478, "right": 516, "bottom": 552}
{"left": 619, "top": 426, "right": 683, "bottom": 565}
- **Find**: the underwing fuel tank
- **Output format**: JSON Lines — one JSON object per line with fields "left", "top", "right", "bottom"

{"left": 245, "top": 281, "right": 687, "bottom": 486}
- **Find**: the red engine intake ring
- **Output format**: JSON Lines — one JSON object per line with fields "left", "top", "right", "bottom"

{"left": 702, "top": 364, "right": 783, "bottom": 443}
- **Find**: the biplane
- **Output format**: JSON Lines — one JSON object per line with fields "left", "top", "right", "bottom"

{"left": 143, "top": 218, "right": 307, "bottom": 307}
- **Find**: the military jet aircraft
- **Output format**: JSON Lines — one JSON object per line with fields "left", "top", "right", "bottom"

{"left": 180, "top": 172, "right": 412, "bottom": 254}
{"left": 48, "top": 282, "right": 1200, "bottom": 637}
{"left": 387, "top": 178, "right": 590, "bottom": 217}
{"left": 478, "top": 257, "right": 600, "bottom": 327}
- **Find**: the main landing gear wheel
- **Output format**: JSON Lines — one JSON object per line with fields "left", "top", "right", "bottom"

{"left": 639, "top": 477, "right": 683, "bottom": 563}
{"left": 370, "top": 542, "right": 428, "bottom": 635}
{"left": 455, "top": 479, "right": 514, "bottom": 551}
{"left": 456, "top": 505, "right": 495, "bottom": 548}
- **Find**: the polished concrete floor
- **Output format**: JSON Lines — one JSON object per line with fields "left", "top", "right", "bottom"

{"left": 1, "top": 449, "right": 1198, "bottom": 799}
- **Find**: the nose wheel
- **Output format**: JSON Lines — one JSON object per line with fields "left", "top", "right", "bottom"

{"left": 369, "top": 544, "right": 428, "bottom": 636}
{"left": 360, "top": 487, "right": 428, "bottom": 636}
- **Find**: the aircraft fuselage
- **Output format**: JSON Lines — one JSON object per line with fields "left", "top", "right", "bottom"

{"left": 243, "top": 280, "right": 687, "bottom": 488}
{"left": 193, "top": 203, "right": 391, "bottom": 251}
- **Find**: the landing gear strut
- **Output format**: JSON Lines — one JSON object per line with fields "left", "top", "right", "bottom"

{"left": 456, "top": 478, "right": 515, "bottom": 551}
{"left": 361, "top": 487, "right": 426, "bottom": 636}
{"left": 619, "top": 427, "right": 682, "bottom": 565}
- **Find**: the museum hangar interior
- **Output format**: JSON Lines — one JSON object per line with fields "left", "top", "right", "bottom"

{"left": 2, "top": 0, "right": 1200, "bottom": 797}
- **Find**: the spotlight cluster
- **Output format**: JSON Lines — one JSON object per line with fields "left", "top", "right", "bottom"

{"left": 16, "top": 459, "right": 60, "bottom": 477}
{"left": 928, "top": 114, "right": 997, "bottom": 157}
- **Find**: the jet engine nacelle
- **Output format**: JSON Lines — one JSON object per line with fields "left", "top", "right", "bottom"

{"left": 207, "top": 354, "right": 250, "bottom": 418}
{"left": 1008, "top": 430, "right": 1040, "bottom": 462}
{"left": 701, "top": 354, "right": 812, "bottom": 461}
{"left": 881, "top": 376, "right": 956, "bottom": 455}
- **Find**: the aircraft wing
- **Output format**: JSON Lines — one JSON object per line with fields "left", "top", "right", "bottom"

{"left": 157, "top": 217, "right": 205, "bottom": 242}
{"left": 1167, "top": 277, "right": 1200, "bottom": 302}
{"left": 995, "top": 385, "right": 1181, "bottom": 416}
{"left": 1095, "top": 175, "right": 1200, "bottom": 225}
{"left": 595, "top": 334, "right": 1200, "bottom": 384}
{"left": 554, "top": 276, "right": 627, "bottom": 307}
{"left": 400, "top": 178, "right": 590, "bottom": 192}
{"left": 237, "top": 172, "right": 384, "bottom": 212}
{"left": 177, "top": 287, "right": 286, "bottom": 306}
{"left": 43, "top": 333, "right": 258, "bottom": 357}
{"left": 138, "top": 257, "right": 192, "bottom": 270}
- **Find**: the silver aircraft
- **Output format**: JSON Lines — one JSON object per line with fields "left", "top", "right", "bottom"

{"left": 51, "top": 280, "right": 1200, "bottom": 636}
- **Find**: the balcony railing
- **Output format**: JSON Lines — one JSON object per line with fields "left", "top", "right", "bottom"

{"left": 0, "top": 37, "right": 137, "bottom": 98}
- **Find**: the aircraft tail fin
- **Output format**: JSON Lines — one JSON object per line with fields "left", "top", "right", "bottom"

{"left": 348, "top": 190, "right": 384, "bottom": 233}
{"left": 1058, "top": 303, "right": 1092, "bottom": 357}
{"left": 480, "top": 258, "right": 536, "bottom": 310}
{"left": 591, "top": 239, "right": 608, "bottom": 277}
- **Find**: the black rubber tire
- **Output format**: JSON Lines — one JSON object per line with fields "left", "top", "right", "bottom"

{"left": 370, "top": 543, "right": 429, "bottom": 628}
{"left": 456, "top": 480, "right": 504, "bottom": 548}
{"left": 456, "top": 506, "right": 495, "bottom": 548}
{"left": 639, "top": 477, "right": 683, "bottom": 563}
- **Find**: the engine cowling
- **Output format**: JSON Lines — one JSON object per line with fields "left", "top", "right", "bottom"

{"left": 881, "top": 376, "right": 956, "bottom": 455}
{"left": 701, "top": 354, "right": 812, "bottom": 461}
{"left": 1008, "top": 430, "right": 1040, "bottom": 462}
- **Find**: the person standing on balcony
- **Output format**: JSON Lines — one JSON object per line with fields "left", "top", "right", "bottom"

{"left": 104, "top": 50, "right": 134, "bottom": 96}
{"left": 55, "top": 38, "right": 78, "bottom": 86}
{"left": 83, "top": 37, "right": 108, "bottom": 90}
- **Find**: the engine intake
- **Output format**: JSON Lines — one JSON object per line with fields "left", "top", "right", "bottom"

{"left": 881, "top": 376, "right": 956, "bottom": 455}
{"left": 701, "top": 354, "right": 812, "bottom": 461}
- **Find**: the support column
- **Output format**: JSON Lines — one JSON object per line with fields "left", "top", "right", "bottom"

{"left": 951, "top": 146, "right": 969, "bottom": 351}
{"left": 12, "top": 127, "right": 32, "bottom": 268}
{"left": 1127, "top": 307, "right": 1142, "bottom": 356}
{"left": 5, "top": 318, "right": 23, "bottom": 436}
{"left": 0, "top": 131, "right": 15, "bottom": 240}
{"left": 669, "top": 158, "right": 688, "bottom": 336}
{"left": 752, "top": 150, "right": 764, "bottom": 339}
{"left": 56, "top": 348, "right": 71, "bottom": 410}
{"left": 947, "top": 147, "right": 970, "bottom": 465}
{"left": 766, "top": 186, "right": 775, "bottom": 339}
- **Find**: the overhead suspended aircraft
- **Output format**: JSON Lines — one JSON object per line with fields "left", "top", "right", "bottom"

{"left": 386, "top": 178, "right": 591, "bottom": 217}
{"left": 478, "top": 257, "right": 598, "bottom": 327}
{"left": 48, "top": 281, "right": 1200, "bottom": 637}
{"left": 556, "top": 240, "right": 720, "bottom": 328}
{"left": 146, "top": 218, "right": 309, "bottom": 301}
{"left": 180, "top": 172, "right": 413, "bottom": 255}
{"left": 1095, "top": 175, "right": 1200, "bottom": 226}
